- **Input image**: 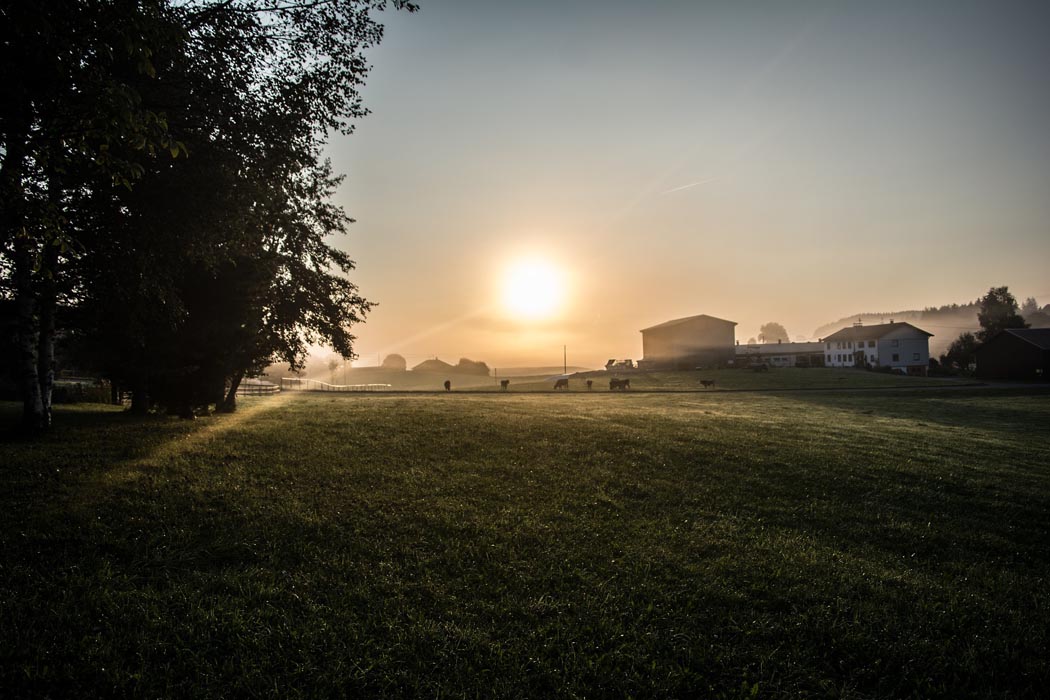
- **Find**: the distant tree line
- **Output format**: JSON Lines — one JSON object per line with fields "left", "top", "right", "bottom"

{"left": 1, "top": 0, "right": 416, "bottom": 429}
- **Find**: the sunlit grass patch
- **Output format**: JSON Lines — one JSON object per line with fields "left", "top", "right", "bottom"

{"left": 1, "top": 389, "right": 1048, "bottom": 697}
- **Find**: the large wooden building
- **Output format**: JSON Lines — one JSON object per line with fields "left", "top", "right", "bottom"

{"left": 976, "top": 328, "right": 1050, "bottom": 381}
{"left": 638, "top": 314, "right": 737, "bottom": 369}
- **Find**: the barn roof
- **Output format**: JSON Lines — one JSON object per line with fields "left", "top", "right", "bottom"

{"left": 411, "top": 358, "right": 454, "bottom": 372}
{"left": 640, "top": 314, "right": 737, "bottom": 333}
{"left": 997, "top": 328, "right": 1050, "bottom": 350}
{"left": 822, "top": 321, "right": 932, "bottom": 342}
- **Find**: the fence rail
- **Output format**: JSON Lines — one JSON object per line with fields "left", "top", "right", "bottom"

{"left": 237, "top": 382, "right": 280, "bottom": 396}
{"left": 281, "top": 378, "right": 391, "bottom": 392}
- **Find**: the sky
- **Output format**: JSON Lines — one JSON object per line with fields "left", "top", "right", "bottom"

{"left": 325, "top": 0, "right": 1050, "bottom": 369}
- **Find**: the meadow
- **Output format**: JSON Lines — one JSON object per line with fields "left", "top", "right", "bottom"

{"left": 1, "top": 385, "right": 1048, "bottom": 697}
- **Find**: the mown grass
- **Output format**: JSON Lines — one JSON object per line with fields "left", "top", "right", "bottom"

{"left": 1, "top": 388, "right": 1048, "bottom": 698}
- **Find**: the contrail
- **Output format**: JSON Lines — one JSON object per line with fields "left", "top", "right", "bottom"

{"left": 660, "top": 178, "right": 714, "bottom": 195}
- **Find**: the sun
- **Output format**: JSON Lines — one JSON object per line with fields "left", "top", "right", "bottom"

{"left": 502, "top": 259, "right": 565, "bottom": 319}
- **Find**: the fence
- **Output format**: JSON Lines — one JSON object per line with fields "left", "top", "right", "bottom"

{"left": 236, "top": 381, "right": 280, "bottom": 396}
{"left": 280, "top": 377, "right": 391, "bottom": 392}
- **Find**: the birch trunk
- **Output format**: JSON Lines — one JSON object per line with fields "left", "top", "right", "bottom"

{"left": 220, "top": 370, "right": 244, "bottom": 413}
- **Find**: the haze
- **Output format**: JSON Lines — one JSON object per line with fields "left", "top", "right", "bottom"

{"left": 328, "top": 0, "right": 1050, "bottom": 369}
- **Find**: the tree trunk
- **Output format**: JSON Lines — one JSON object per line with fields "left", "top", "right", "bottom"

{"left": 129, "top": 374, "right": 150, "bottom": 415}
{"left": 219, "top": 370, "right": 244, "bottom": 413}
{"left": 35, "top": 217, "right": 60, "bottom": 430}
{"left": 13, "top": 243, "right": 45, "bottom": 431}
{"left": 2, "top": 100, "right": 43, "bottom": 430}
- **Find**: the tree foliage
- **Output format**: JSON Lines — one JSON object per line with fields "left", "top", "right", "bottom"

{"left": 758, "top": 322, "right": 789, "bottom": 344}
{"left": 976, "top": 286, "right": 1028, "bottom": 343}
{"left": 382, "top": 354, "right": 407, "bottom": 371}
{"left": 941, "top": 332, "right": 978, "bottom": 371}
{"left": 1, "top": 0, "right": 416, "bottom": 427}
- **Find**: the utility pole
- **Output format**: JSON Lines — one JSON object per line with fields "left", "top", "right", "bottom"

{"left": 563, "top": 345, "right": 567, "bottom": 375}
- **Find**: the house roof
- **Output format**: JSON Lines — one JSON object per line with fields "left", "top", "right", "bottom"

{"left": 411, "top": 358, "right": 454, "bottom": 372}
{"left": 822, "top": 321, "right": 932, "bottom": 342}
{"left": 996, "top": 327, "right": 1050, "bottom": 350}
{"left": 641, "top": 314, "right": 737, "bottom": 333}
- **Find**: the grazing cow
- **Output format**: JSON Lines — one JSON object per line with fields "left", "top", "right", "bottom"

{"left": 609, "top": 378, "right": 631, "bottom": 391}
{"left": 586, "top": 379, "right": 593, "bottom": 390}
{"left": 443, "top": 379, "right": 451, "bottom": 392}
{"left": 554, "top": 378, "right": 569, "bottom": 390}
{"left": 500, "top": 379, "right": 510, "bottom": 391}
{"left": 700, "top": 379, "right": 716, "bottom": 389}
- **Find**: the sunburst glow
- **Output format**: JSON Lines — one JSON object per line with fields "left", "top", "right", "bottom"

{"left": 502, "top": 259, "right": 564, "bottom": 319}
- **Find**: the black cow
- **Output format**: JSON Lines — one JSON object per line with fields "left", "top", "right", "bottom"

{"left": 443, "top": 379, "right": 451, "bottom": 392}
{"left": 554, "top": 378, "right": 569, "bottom": 390}
{"left": 500, "top": 379, "right": 510, "bottom": 391}
{"left": 700, "top": 379, "right": 715, "bottom": 389}
{"left": 586, "top": 379, "right": 593, "bottom": 390}
{"left": 609, "top": 378, "right": 630, "bottom": 391}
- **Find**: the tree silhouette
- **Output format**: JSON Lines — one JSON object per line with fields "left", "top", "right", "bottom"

{"left": 976, "top": 286, "right": 1028, "bottom": 343}
{"left": 382, "top": 354, "right": 408, "bottom": 371}
{"left": 758, "top": 322, "right": 789, "bottom": 344}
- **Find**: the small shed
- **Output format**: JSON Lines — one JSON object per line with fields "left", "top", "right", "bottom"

{"left": 976, "top": 328, "right": 1050, "bottom": 381}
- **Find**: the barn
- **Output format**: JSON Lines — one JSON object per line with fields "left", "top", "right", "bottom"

{"left": 976, "top": 328, "right": 1050, "bottom": 381}
{"left": 638, "top": 314, "right": 737, "bottom": 369}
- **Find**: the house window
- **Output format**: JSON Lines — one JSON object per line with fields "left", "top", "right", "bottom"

{"left": 870, "top": 354, "right": 876, "bottom": 362}
{"left": 892, "top": 340, "right": 899, "bottom": 347}
{"left": 892, "top": 353, "right": 900, "bottom": 362}
{"left": 826, "top": 354, "right": 831, "bottom": 362}
{"left": 913, "top": 353, "right": 920, "bottom": 361}
{"left": 826, "top": 343, "right": 831, "bottom": 350}
{"left": 868, "top": 340, "right": 875, "bottom": 347}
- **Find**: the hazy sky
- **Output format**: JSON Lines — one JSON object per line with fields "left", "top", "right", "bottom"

{"left": 327, "top": 0, "right": 1050, "bottom": 369}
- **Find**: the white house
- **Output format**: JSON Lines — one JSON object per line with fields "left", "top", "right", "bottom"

{"left": 821, "top": 321, "right": 932, "bottom": 375}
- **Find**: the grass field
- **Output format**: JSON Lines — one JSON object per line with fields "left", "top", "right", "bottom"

{"left": 2, "top": 386, "right": 1048, "bottom": 697}
{"left": 282, "top": 366, "right": 975, "bottom": 393}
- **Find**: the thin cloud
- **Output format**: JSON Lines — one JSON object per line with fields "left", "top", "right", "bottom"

{"left": 660, "top": 178, "right": 715, "bottom": 195}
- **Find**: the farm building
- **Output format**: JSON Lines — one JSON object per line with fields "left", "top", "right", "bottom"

{"left": 976, "top": 328, "right": 1050, "bottom": 381}
{"left": 736, "top": 340, "right": 826, "bottom": 368}
{"left": 411, "top": 358, "right": 455, "bottom": 373}
{"left": 638, "top": 314, "right": 736, "bottom": 369}
{"left": 821, "top": 321, "right": 932, "bottom": 375}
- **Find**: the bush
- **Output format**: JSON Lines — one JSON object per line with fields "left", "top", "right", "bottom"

{"left": 52, "top": 382, "right": 111, "bottom": 404}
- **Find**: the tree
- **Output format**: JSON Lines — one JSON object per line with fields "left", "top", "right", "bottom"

{"left": 941, "top": 332, "right": 978, "bottom": 371}
{"left": 4, "top": 0, "right": 415, "bottom": 425}
{"left": 1, "top": 0, "right": 185, "bottom": 429}
{"left": 455, "top": 358, "right": 491, "bottom": 376}
{"left": 758, "top": 322, "right": 789, "bottom": 344}
{"left": 1021, "top": 297, "right": 1039, "bottom": 316}
{"left": 382, "top": 354, "right": 407, "bottom": 371}
{"left": 976, "top": 286, "right": 1028, "bottom": 343}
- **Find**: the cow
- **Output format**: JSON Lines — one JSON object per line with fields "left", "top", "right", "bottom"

{"left": 443, "top": 379, "right": 451, "bottom": 392}
{"left": 700, "top": 379, "right": 716, "bottom": 389}
{"left": 609, "top": 378, "right": 631, "bottom": 391}
{"left": 500, "top": 379, "right": 510, "bottom": 391}
{"left": 554, "top": 378, "right": 569, "bottom": 390}
{"left": 586, "top": 379, "right": 593, "bottom": 390}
